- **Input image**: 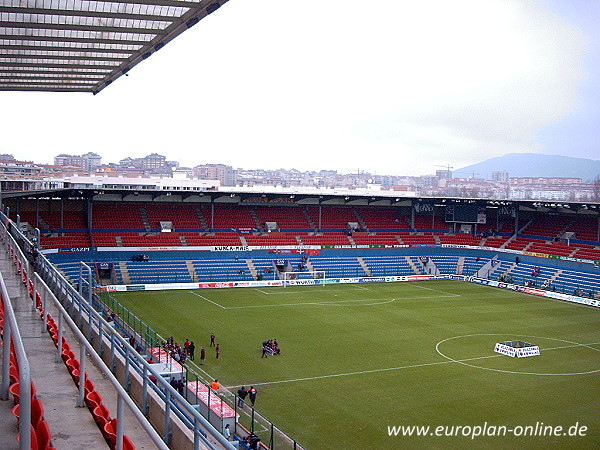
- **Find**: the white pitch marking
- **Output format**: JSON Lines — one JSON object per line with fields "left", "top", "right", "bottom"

{"left": 190, "top": 292, "right": 462, "bottom": 310}
{"left": 223, "top": 297, "right": 400, "bottom": 309}
{"left": 412, "top": 283, "right": 461, "bottom": 297}
{"left": 352, "top": 286, "right": 371, "bottom": 291}
{"left": 328, "top": 299, "right": 398, "bottom": 307}
{"left": 435, "top": 334, "right": 600, "bottom": 376}
{"left": 254, "top": 288, "right": 325, "bottom": 295}
{"left": 226, "top": 340, "right": 600, "bottom": 389}
{"left": 188, "top": 291, "right": 227, "bottom": 309}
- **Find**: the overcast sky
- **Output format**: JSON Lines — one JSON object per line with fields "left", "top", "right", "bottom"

{"left": 1, "top": 0, "right": 599, "bottom": 176}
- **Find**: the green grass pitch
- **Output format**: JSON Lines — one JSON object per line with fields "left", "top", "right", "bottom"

{"left": 112, "top": 280, "right": 600, "bottom": 449}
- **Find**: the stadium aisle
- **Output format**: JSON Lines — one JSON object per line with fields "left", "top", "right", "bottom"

{"left": 0, "top": 353, "right": 18, "bottom": 449}
{"left": 0, "top": 248, "right": 158, "bottom": 449}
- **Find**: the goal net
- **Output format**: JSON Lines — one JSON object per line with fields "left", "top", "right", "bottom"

{"left": 282, "top": 271, "right": 326, "bottom": 287}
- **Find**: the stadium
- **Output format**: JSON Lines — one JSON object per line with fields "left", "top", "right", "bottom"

{"left": 1, "top": 1, "right": 599, "bottom": 449}
{"left": 1, "top": 185, "right": 599, "bottom": 449}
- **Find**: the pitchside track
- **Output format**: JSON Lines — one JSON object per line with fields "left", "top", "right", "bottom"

{"left": 112, "top": 280, "right": 600, "bottom": 449}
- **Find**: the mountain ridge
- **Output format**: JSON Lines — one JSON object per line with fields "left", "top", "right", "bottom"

{"left": 456, "top": 153, "right": 600, "bottom": 182}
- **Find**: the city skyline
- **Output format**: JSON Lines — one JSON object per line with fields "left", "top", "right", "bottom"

{"left": 1, "top": 1, "right": 599, "bottom": 176}
{"left": 3, "top": 148, "right": 600, "bottom": 182}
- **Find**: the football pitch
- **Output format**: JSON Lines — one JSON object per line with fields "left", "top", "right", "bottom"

{"left": 111, "top": 281, "right": 600, "bottom": 449}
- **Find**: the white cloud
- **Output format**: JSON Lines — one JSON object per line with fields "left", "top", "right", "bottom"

{"left": 0, "top": 0, "right": 591, "bottom": 176}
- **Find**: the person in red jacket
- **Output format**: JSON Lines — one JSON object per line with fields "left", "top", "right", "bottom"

{"left": 248, "top": 386, "right": 257, "bottom": 406}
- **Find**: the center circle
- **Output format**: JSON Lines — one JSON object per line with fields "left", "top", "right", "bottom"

{"left": 435, "top": 333, "right": 600, "bottom": 376}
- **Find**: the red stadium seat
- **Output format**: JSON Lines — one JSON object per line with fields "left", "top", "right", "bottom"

{"left": 9, "top": 381, "right": 37, "bottom": 405}
{"left": 36, "top": 420, "right": 56, "bottom": 450}
{"left": 92, "top": 404, "right": 111, "bottom": 428}
{"left": 12, "top": 397, "right": 45, "bottom": 428}
{"left": 84, "top": 378, "right": 96, "bottom": 395}
{"left": 85, "top": 390, "right": 103, "bottom": 411}
{"left": 61, "top": 346, "right": 75, "bottom": 363}
{"left": 103, "top": 418, "right": 117, "bottom": 448}
{"left": 123, "top": 435, "right": 136, "bottom": 450}
{"left": 101, "top": 418, "right": 134, "bottom": 449}
{"left": 16, "top": 423, "right": 38, "bottom": 450}
{"left": 9, "top": 365, "right": 19, "bottom": 385}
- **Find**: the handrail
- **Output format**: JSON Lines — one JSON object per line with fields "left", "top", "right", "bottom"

{"left": 33, "top": 271, "right": 170, "bottom": 450}
{"left": 0, "top": 210, "right": 236, "bottom": 450}
{"left": 0, "top": 265, "right": 32, "bottom": 449}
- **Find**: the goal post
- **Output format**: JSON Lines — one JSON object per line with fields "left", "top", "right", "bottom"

{"left": 282, "top": 271, "right": 326, "bottom": 287}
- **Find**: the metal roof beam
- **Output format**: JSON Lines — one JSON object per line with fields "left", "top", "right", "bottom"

{"left": 0, "top": 34, "right": 151, "bottom": 46}
{"left": 0, "top": 21, "right": 168, "bottom": 35}
{"left": 0, "top": 44, "right": 142, "bottom": 54}
{"left": 0, "top": 86, "right": 93, "bottom": 92}
{"left": 84, "top": 0, "right": 203, "bottom": 8}
{"left": 0, "top": 53, "right": 130, "bottom": 62}
{"left": 0, "top": 6, "right": 182, "bottom": 22}
{"left": 0, "top": 78, "right": 97, "bottom": 84}
{"left": 0, "top": 61, "right": 117, "bottom": 70}
{"left": 0, "top": 67, "right": 111, "bottom": 75}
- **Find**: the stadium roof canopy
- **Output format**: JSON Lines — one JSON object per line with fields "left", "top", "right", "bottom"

{"left": 0, "top": 0, "right": 227, "bottom": 94}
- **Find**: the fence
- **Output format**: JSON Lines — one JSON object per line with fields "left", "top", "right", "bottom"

{"left": 98, "top": 289, "right": 307, "bottom": 449}
{"left": 1, "top": 209, "right": 235, "bottom": 450}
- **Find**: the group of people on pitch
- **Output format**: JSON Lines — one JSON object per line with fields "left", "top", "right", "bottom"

{"left": 261, "top": 339, "right": 281, "bottom": 357}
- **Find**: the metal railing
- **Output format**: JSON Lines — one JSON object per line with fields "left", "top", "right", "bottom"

{"left": 0, "top": 269, "right": 32, "bottom": 450}
{"left": 98, "top": 289, "right": 308, "bottom": 449}
{"left": 0, "top": 210, "right": 236, "bottom": 450}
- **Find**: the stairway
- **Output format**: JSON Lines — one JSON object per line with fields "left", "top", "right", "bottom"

{"left": 500, "top": 262, "right": 517, "bottom": 280}
{"left": 250, "top": 209, "right": 263, "bottom": 232}
{"left": 456, "top": 256, "right": 465, "bottom": 275}
{"left": 358, "top": 257, "right": 372, "bottom": 276}
{"left": 246, "top": 259, "right": 257, "bottom": 279}
{"left": 196, "top": 206, "right": 209, "bottom": 231}
{"left": 118, "top": 261, "right": 130, "bottom": 284}
{"left": 186, "top": 260, "right": 197, "bottom": 282}
{"left": 303, "top": 207, "right": 316, "bottom": 231}
{"left": 353, "top": 209, "right": 368, "bottom": 232}
{"left": 139, "top": 207, "right": 151, "bottom": 232}
{"left": 548, "top": 268, "right": 563, "bottom": 286}
{"left": 406, "top": 256, "right": 422, "bottom": 275}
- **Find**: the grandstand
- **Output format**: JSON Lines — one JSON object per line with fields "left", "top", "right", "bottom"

{"left": 2, "top": 0, "right": 598, "bottom": 443}
{"left": 1, "top": 186, "right": 599, "bottom": 449}
{"left": 4, "top": 191, "right": 600, "bottom": 298}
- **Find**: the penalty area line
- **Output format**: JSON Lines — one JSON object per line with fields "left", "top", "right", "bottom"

{"left": 188, "top": 291, "right": 227, "bottom": 309}
{"left": 190, "top": 294, "right": 463, "bottom": 310}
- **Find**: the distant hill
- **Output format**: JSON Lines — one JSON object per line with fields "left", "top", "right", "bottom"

{"left": 456, "top": 153, "right": 600, "bottom": 182}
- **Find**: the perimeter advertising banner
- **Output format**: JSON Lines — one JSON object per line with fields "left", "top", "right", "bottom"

{"left": 494, "top": 343, "right": 517, "bottom": 357}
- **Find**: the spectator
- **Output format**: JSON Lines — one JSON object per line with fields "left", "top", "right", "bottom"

{"left": 237, "top": 386, "right": 248, "bottom": 408}
{"left": 247, "top": 434, "right": 261, "bottom": 450}
{"left": 223, "top": 423, "right": 231, "bottom": 440}
{"left": 248, "top": 386, "right": 257, "bottom": 407}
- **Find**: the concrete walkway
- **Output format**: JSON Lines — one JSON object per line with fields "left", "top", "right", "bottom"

{"left": 0, "top": 247, "right": 159, "bottom": 449}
